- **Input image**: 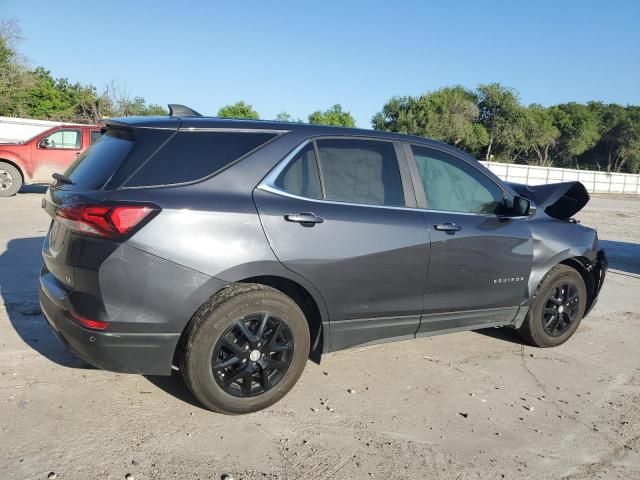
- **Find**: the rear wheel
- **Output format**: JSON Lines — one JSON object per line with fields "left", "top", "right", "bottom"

{"left": 517, "top": 264, "right": 587, "bottom": 347}
{"left": 180, "top": 283, "right": 310, "bottom": 414}
{"left": 0, "top": 162, "right": 22, "bottom": 197}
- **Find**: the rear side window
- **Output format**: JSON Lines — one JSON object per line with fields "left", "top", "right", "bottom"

{"left": 315, "top": 139, "right": 404, "bottom": 206}
{"left": 274, "top": 144, "right": 322, "bottom": 199}
{"left": 125, "top": 131, "right": 277, "bottom": 187}
{"left": 64, "top": 128, "right": 134, "bottom": 190}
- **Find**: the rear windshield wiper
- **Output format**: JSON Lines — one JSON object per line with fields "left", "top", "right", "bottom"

{"left": 52, "top": 172, "right": 74, "bottom": 185}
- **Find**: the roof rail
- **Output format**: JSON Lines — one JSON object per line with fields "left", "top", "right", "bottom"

{"left": 168, "top": 104, "right": 202, "bottom": 117}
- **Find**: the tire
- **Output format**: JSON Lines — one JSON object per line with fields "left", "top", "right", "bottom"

{"left": 517, "top": 264, "right": 587, "bottom": 347}
{"left": 0, "top": 162, "right": 22, "bottom": 197}
{"left": 180, "top": 283, "right": 310, "bottom": 414}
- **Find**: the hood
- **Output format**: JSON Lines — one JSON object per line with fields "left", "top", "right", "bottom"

{"left": 507, "top": 181, "right": 590, "bottom": 220}
{"left": 0, "top": 139, "right": 25, "bottom": 145}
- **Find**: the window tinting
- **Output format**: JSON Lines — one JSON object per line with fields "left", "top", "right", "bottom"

{"left": 315, "top": 139, "right": 404, "bottom": 206}
{"left": 274, "top": 144, "right": 322, "bottom": 199}
{"left": 45, "top": 129, "right": 81, "bottom": 149}
{"left": 64, "top": 128, "right": 134, "bottom": 190}
{"left": 125, "top": 131, "right": 277, "bottom": 187}
{"left": 412, "top": 146, "right": 503, "bottom": 214}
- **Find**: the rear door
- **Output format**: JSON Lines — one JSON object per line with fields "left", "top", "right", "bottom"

{"left": 254, "top": 137, "right": 430, "bottom": 351}
{"left": 404, "top": 144, "right": 533, "bottom": 334}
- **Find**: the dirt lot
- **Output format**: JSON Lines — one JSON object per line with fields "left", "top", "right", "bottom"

{"left": 1, "top": 190, "right": 639, "bottom": 480}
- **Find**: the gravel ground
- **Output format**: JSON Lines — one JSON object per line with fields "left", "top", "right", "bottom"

{"left": 1, "top": 190, "right": 639, "bottom": 480}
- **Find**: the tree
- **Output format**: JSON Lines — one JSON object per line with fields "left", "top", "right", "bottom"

{"left": 477, "top": 83, "right": 526, "bottom": 161}
{"left": 275, "top": 111, "right": 303, "bottom": 123}
{"left": 522, "top": 105, "right": 559, "bottom": 166}
{"left": 0, "top": 19, "right": 34, "bottom": 117}
{"left": 217, "top": 101, "right": 259, "bottom": 119}
{"left": 308, "top": 104, "right": 355, "bottom": 127}
{"left": 372, "top": 87, "right": 488, "bottom": 154}
{"left": 587, "top": 103, "right": 640, "bottom": 172}
{"left": 549, "top": 103, "right": 600, "bottom": 165}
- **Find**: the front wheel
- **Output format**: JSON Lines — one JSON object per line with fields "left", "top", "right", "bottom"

{"left": 0, "top": 162, "right": 22, "bottom": 197}
{"left": 517, "top": 264, "right": 587, "bottom": 347}
{"left": 180, "top": 283, "right": 310, "bottom": 414}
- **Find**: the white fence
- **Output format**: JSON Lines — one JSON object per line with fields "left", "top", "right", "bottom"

{"left": 480, "top": 161, "right": 640, "bottom": 194}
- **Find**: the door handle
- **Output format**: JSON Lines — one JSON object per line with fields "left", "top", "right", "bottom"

{"left": 284, "top": 212, "right": 324, "bottom": 226}
{"left": 434, "top": 222, "right": 461, "bottom": 232}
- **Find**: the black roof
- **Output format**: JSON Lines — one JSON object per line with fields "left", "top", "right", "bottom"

{"left": 105, "top": 114, "right": 471, "bottom": 160}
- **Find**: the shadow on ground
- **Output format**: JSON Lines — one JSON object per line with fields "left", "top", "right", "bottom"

{"left": 145, "top": 372, "right": 206, "bottom": 409}
{"left": 599, "top": 240, "right": 640, "bottom": 275}
{"left": 0, "top": 236, "right": 87, "bottom": 368}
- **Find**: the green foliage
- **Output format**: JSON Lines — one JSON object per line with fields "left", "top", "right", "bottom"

{"left": 549, "top": 103, "right": 600, "bottom": 162}
{"left": 308, "top": 104, "right": 356, "bottom": 127}
{"left": 372, "top": 87, "right": 488, "bottom": 155}
{"left": 476, "top": 83, "right": 527, "bottom": 162}
{"left": 275, "top": 111, "right": 303, "bottom": 123}
{"left": 374, "top": 83, "right": 640, "bottom": 173}
{"left": 518, "top": 105, "right": 559, "bottom": 166}
{"left": 217, "top": 101, "right": 260, "bottom": 120}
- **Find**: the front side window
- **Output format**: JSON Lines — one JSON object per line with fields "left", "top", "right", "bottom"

{"left": 412, "top": 146, "right": 503, "bottom": 214}
{"left": 315, "top": 139, "right": 404, "bottom": 206}
{"left": 274, "top": 144, "right": 322, "bottom": 199}
{"left": 43, "top": 129, "right": 81, "bottom": 149}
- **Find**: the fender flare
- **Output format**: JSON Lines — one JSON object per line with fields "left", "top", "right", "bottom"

{"left": 0, "top": 151, "right": 29, "bottom": 181}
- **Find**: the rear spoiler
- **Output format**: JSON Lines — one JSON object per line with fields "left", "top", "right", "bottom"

{"left": 507, "top": 181, "right": 590, "bottom": 220}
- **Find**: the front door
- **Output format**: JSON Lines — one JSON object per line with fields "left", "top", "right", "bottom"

{"left": 255, "top": 138, "right": 430, "bottom": 351}
{"left": 31, "top": 128, "right": 83, "bottom": 182}
{"left": 406, "top": 144, "right": 533, "bottom": 334}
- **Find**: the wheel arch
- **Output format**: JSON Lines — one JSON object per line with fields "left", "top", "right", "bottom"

{"left": 238, "top": 275, "right": 325, "bottom": 364}
{"left": 0, "top": 157, "right": 26, "bottom": 183}
{"left": 559, "top": 256, "right": 598, "bottom": 314}
{"left": 174, "top": 269, "right": 328, "bottom": 368}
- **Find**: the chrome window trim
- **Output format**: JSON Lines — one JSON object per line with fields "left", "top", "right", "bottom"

{"left": 179, "top": 127, "right": 290, "bottom": 134}
{"left": 258, "top": 138, "right": 506, "bottom": 218}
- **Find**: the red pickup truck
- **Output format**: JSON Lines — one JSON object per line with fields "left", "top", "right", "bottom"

{"left": 0, "top": 124, "right": 101, "bottom": 197}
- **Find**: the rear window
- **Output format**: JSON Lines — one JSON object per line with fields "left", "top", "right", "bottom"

{"left": 124, "top": 131, "right": 277, "bottom": 187}
{"left": 64, "top": 129, "right": 134, "bottom": 190}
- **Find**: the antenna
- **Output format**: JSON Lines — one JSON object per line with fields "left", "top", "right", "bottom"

{"left": 168, "top": 104, "right": 202, "bottom": 117}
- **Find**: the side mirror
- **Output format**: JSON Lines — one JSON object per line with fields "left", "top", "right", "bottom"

{"left": 38, "top": 138, "right": 50, "bottom": 148}
{"left": 513, "top": 195, "right": 536, "bottom": 218}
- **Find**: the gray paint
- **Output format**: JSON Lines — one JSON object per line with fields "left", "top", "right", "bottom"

{"left": 39, "top": 116, "right": 607, "bottom": 375}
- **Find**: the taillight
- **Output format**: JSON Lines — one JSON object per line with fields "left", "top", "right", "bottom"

{"left": 56, "top": 203, "right": 159, "bottom": 240}
{"left": 68, "top": 311, "right": 110, "bottom": 330}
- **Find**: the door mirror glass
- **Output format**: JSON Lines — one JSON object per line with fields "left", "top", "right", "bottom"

{"left": 38, "top": 138, "right": 51, "bottom": 148}
{"left": 512, "top": 195, "right": 535, "bottom": 217}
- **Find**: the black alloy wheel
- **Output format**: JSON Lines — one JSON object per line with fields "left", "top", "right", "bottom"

{"left": 212, "top": 313, "right": 294, "bottom": 397}
{"left": 542, "top": 282, "right": 580, "bottom": 337}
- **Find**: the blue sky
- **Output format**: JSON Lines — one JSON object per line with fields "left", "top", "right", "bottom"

{"left": 2, "top": 0, "right": 639, "bottom": 127}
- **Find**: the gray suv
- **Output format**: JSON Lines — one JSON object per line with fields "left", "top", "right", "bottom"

{"left": 39, "top": 105, "right": 607, "bottom": 414}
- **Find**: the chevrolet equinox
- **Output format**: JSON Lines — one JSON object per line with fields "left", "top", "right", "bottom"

{"left": 40, "top": 104, "right": 607, "bottom": 414}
